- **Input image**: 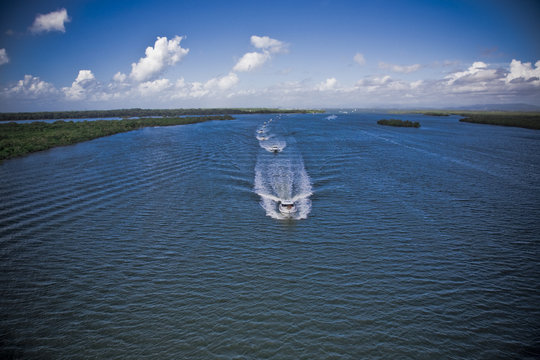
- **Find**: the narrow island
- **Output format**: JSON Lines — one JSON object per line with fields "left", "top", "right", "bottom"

{"left": 0, "top": 115, "right": 232, "bottom": 161}
{"left": 377, "top": 119, "right": 421, "bottom": 128}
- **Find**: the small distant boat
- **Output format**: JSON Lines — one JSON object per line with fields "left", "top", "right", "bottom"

{"left": 279, "top": 201, "right": 296, "bottom": 216}
{"left": 269, "top": 145, "right": 281, "bottom": 153}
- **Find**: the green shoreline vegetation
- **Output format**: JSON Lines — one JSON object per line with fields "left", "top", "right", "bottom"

{"left": 0, "top": 115, "right": 233, "bottom": 161}
{"left": 0, "top": 107, "right": 323, "bottom": 121}
{"left": 377, "top": 119, "right": 421, "bottom": 128}
{"left": 391, "top": 110, "right": 540, "bottom": 130}
{"left": 457, "top": 113, "right": 540, "bottom": 130}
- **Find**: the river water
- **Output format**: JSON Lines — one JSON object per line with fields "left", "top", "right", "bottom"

{"left": 1, "top": 112, "right": 539, "bottom": 359}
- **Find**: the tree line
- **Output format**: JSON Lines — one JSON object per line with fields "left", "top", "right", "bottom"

{"left": 0, "top": 115, "right": 233, "bottom": 161}
{"left": 377, "top": 119, "right": 421, "bottom": 128}
{"left": 0, "top": 108, "right": 323, "bottom": 121}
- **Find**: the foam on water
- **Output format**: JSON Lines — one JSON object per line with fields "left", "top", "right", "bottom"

{"left": 254, "top": 118, "right": 312, "bottom": 220}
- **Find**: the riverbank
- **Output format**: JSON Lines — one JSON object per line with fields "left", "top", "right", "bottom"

{"left": 0, "top": 108, "right": 324, "bottom": 121}
{"left": 457, "top": 113, "right": 540, "bottom": 130}
{"left": 0, "top": 115, "right": 232, "bottom": 161}
{"left": 390, "top": 110, "right": 540, "bottom": 130}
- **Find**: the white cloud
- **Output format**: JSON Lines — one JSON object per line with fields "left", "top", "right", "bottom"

{"left": 354, "top": 75, "right": 423, "bottom": 95}
{"left": 250, "top": 35, "right": 286, "bottom": 53}
{"left": 410, "top": 80, "right": 423, "bottom": 89}
{"left": 113, "top": 72, "right": 127, "bottom": 83}
{"left": 138, "top": 78, "right": 172, "bottom": 95}
{"left": 354, "top": 53, "right": 366, "bottom": 65}
{"left": 4, "top": 57, "right": 539, "bottom": 111}
{"left": 30, "top": 8, "right": 70, "bottom": 34}
{"left": 233, "top": 51, "right": 270, "bottom": 72}
{"left": 130, "top": 36, "right": 189, "bottom": 82}
{"left": 317, "top": 77, "right": 337, "bottom": 91}
{"left": 506, "top": 59, "right": 540, "bottom": 85}
{"left": 175, "top": 78, "right": 186, "bottom": 88}
{"left": 173, "top": 73, "right": 239, "bottom": 99}
{"left": 379, "top": 62, "right": 421, "bottom": 73}
{"left": 233, "top": 35, "right": 286, "bottom": 72}
{"left": 205, "top": 72, "right": 239, "bottom": 91}
{"left": 188, "top": 82, "right": 208, "bottom": 98}
{"left": 75, "top": 70, "right": 95, "bottom": 83}
{"left": 357, "top": 75, "right": 392, "bottom": 87}
{"left": 0, "top": 49, "right": 9, "bottom": 66}
{"left": 445, "top": 61, "right": 499, "bottom": 86}
{"left": 63, "top": 70, "right": 97, "bottom": 100}
{"left": 4, "top": 75, "right": 57, "bottom": 98}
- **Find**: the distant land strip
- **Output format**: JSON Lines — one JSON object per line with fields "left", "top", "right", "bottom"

{"left": 0, "top": 115, "right": 232, "bottom": 161}
{"left": 0, "top": 108, "right": 323, "bottom": 121}
{"left": 377, "top": 119, "right": 421, "bottom": 128}
{"left": 391, "top": 110, "right": 540, "bottom": 130}
{"left": 457, "top": 113, "right": 540, "bottom": 130}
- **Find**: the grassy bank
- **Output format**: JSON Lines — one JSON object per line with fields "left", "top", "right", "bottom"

{"left": 377, "top": 119, "right": 421, "bottom": 128}
{"left": 0, "top": 115, "right": 232, "bottom": 161}
{"left": 0, "top": 107, "right": 324, "bottom": 121}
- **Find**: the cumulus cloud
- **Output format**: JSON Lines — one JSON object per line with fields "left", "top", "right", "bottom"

{"left": 173, "top": 73, "right": 239, "bottom": 99}
{"left": 357, "top": 75, "right": 392, "bottom": 87}
{"left": 317, "top": 77, "right": 338, "bottom": 91}
{"left": 354, "top": 53, "right": 366, "bottom": 65}
{"left": 205, "top": 72, "right": 239, "bottom": 91}
{"left": 233, "top": 52, "right": 270, "bottom": 72}
{"left": 4, "top": 57, "right": 539, "bottom": 110}
{"left": 445, "top": 61, "right": 499, "bottom": 85}
{"left": 353, "top": 75, "right": 423, "bottom": 96}
{"left": 379, "top": 62, "right": 421, "bottom": 73}
{"left": 130, "top": 36, "right": 189, "bottom": 82}
{"left": 410, "top": 80, "right": 423, "bottom": 89}
{"left": 0, "top": 49, "right": 8, "bottom": 65}
{"left": 63, "top": 70, "right": 98, "bottom": 100}
{"left": 506, "top": 59, "right": 540, "bottom": 85}
{"left": 233, "top": 35, "right": 285, "bottom": 72}
{"left": 30, "top": 8, "right": 70, "bottom": 34}
{"left": 4, "top": 75, "right": 57, "bottom": 98}
{"left": 113, "top": 72, "right": 127, "bottom": 83}
{"left": 138, "top": 78, "right": 172, "bottom": 95}
{"left": 250, "top": 35, "right": 286, "bottom": 53}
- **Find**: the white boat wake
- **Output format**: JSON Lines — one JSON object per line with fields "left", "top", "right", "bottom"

{"left": 253, "top": 118, "right": 312, "bottom": 220}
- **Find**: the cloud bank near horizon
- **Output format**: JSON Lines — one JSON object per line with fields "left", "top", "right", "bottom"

{"left": 3, "top": 53, "right": 539, "bottom": 110}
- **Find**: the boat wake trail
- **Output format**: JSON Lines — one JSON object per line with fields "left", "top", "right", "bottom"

{"left": 254, "top": 118, "right": 312, "bottom": 220}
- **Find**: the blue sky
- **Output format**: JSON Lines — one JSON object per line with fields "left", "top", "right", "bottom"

{"left": 0, "top": 0, "right": 539, "bottom": 111}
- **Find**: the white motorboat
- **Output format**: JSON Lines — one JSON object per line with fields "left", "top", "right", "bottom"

{"left": 269, "top": 145, "right": 281, "bottom": 153}
{"left": 279, "top": 201, "right": 296, "bottom": 216}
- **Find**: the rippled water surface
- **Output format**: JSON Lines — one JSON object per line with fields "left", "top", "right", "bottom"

{"left": 1, "top": 113, "right": 539, "bottom": 359}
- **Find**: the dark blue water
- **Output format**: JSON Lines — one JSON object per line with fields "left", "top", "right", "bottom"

{"left": 1, "top": 113, "right": 539, "bottom": 359}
